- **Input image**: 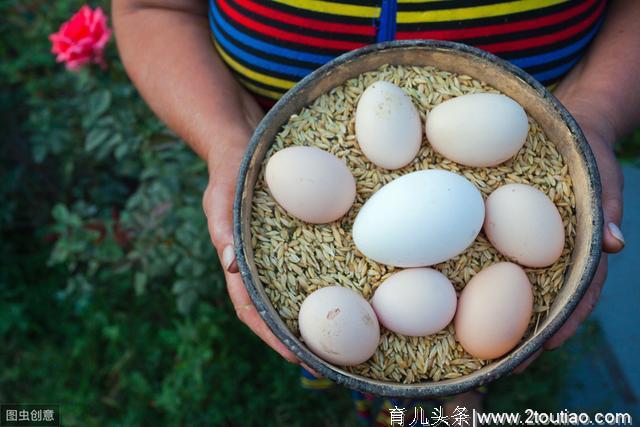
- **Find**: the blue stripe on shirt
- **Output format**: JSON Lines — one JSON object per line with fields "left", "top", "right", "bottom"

{"left": 531, "top": 56, "right": 581, "bottom": 83}
{"left": 210, "top": 12, "right": 313, "bottom": 77}
{"left": 209, "top": 1, "right": 333, "bottom": 67}
{"left": 210, "top": 0, "right": 601, "bottom": 88}
{"left": 376, "top": 0, "right": 397, "bottom": 43}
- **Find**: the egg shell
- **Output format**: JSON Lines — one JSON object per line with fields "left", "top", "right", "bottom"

{"left": 484, "top": 183, "right": 565, "bottom": 268}
{"left": 352, "top": 169, "right": 485, "bottom": 267}
{"left": 298, "top": 286, "right": 380, "bottom": 366}
{"left": 355, "top": 81, "right": 422, "bottom": 170}
{"left": 425, "top": 93, "right": 529, "bottom": 167}
{"left": 371, "top": 268, "right": 457, "bottom": 336}
{"left": 454, "top": 262, "right": 533, "bottom": 360}
{"left": 265, "top": 146, "right": 356, "bottom": 224}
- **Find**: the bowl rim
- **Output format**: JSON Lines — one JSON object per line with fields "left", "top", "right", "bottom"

{"left": 233, "top": 39, "right": 603, "bottom": 398}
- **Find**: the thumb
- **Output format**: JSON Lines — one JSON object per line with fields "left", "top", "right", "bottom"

{"left": 603, "top": 192, "right": 625, "bottom": 254}
{"left": 203, "top": 181, "right": 238, "bottom": 273}
{"left": 590, "top": 140, "right": 625, "bottom": 253}
{"left": 203, "top": 145, "right": 248, "bottom": 273}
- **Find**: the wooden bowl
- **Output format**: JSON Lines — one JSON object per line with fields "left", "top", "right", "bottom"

{"left": 233, "top": 40, "right": 603, "bottom": 398}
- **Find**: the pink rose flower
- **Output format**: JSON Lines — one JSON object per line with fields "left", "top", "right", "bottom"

{"left": 49, "top": 5, "right": 112, "bottom": 70}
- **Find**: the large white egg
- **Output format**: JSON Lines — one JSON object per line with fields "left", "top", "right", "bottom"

{"left": 355, "top": 81, "right": 422, "bottom": 170}
{"left": 372, "top": 268, "right": 457, "bottom": 336}
{"left": 265, "top": 146, "right": 356, "bottom": 224}
{"left": 298, "top": 286, "right": 380, "bottom": 366}
{"left": 352, "top": 170, "right": 485, "bottom": 267}
{"left": 425, "top": 93, "right": 529, "bottom": 167}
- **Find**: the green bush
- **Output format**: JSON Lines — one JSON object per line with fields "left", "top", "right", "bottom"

{"left": 0, "top": 1, "right": 355, "bottom": 425}
{"left": 2, "top": 0, "right": 634, "bottom": 425}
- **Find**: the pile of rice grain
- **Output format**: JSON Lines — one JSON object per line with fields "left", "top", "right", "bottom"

{"left": 250, "top": 64, "right": 576, "bottom": 384}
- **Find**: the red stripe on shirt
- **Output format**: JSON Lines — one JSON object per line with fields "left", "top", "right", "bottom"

{"left": 396, "top": 0, "right": 596, "bottom": 40}
{"left": 234, "top": 0, "right": 375, "bottom": 36}
{"left": 218, "top": 0, "right": 367, "bottom": 50}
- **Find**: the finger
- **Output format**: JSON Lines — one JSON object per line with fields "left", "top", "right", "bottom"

{"left": 206, "top": 179, "right": 298, "bottom": 364}
{"left": 205, "top": 207, "right": 238, "bottom": 272}
{"left": 220, "top": 243, "right": 239, "bottom": 274}
{"left": 225, "top": 270, "right": 299, "bottom": 363}
{"left": 203, "top": 161, "right": 242, "bottom": 273}
{"left": 603, "top": 197, "right": 625, "bottom": 253}
{"left": 512, "top": 347, "right": 543, "bottom": 374}
{"left": 203, "top": 169, "right": 239, "bottom": 255}
{"left": 544, "top": 255, "right": 608, "bottom": 350}
{"left": 586, "top": 136, "right": 625, "bottom": 253}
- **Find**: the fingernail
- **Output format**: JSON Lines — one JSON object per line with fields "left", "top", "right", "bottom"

{"left": 607, "top": 222, "right": 625, "bottom": 246}
{"left": 222, "top": 245, "right": 236, "bottom": 271}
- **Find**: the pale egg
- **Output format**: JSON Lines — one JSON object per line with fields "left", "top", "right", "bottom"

{"left": 355, "top": 81, "right": 422, "bottom": 170}
{"left": 371, "top": 268, "right": 457, "bottom": 336}
{"left": 265, "top": 146, "right": 356, "bottom": 224}
{"left": 425, "top": 93, "right": 528, "bottom": 167}
{"left": 298, "top": 286, "right": 380, "bottom": 366}
{"left": 455, "top": 262, "right": 533, "bottom": 360}
{"left": 352, "top": 170, "right": 484, "bottom": 267}
{"left": 484, "top": 183, "right": 565, "bottom": 268}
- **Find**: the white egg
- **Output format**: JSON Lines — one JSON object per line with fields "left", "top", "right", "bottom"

{"left": 355, "top": 81, "right": 422, "bottom": 170}
{"left": 298, "top": 286, "right": 380, "bottom": 366}
{"left": 265, "top": 146, "right": 356, "bottom": 224}
{"left": 484, "top": 183, "right": 565, "bottom": 267}
{"left": 372, "top": 268, "right": 457, "bottom": 336}
{"left": 425, "top": 93, "right": 529, "bottom": 167}
{"left": 352, "top": 170, "right": 484, "bottom": 267}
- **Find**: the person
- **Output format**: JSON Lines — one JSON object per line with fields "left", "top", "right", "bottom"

{"left": 113, "top": 0, "right": 635, "bottom": 419}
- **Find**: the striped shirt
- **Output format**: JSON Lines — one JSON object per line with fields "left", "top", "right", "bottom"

{"left": 209, "top": 0, "right": 606, "bottom": 105}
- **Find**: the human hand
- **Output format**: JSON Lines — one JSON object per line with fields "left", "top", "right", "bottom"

{"left": 202, "top": 89, "right": 299, "bottom": 363}
{"left": 544, "top": 96, "right": 625, "bottom": 347}
{"left": 515, "top": 89, "right": 625, "bottom": 372}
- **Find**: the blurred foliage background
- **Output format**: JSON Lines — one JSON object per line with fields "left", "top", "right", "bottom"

{"left": 1, "top": 1, "right": 638, "bottom": 426}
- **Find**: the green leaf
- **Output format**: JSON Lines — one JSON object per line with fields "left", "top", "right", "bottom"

{"left": 134, "top": 272, "right": 147, "bottom": 295}
{"left": 48, "top": 242, "right": 69, "bottom": 265}
{"left": 51, "top": 204, "right": 69, "bottom": 223}
{"left": 175, "top": 224, "right": 196, "bottom": 247}
{"left": 175, "top": 258, "right": 205, "bottom": 278}
{"left": 89, "top": 90, "right": 111, "bottom": 116}
{"left": 85, "top": 127, "right": 111, "bottom": 152}
{"left": 95, "top": 132, "right": 124, "bottom": 160}
{"left": 172, "top": 280, "right": 191, "bottom": 295}
{"left": 176, "top": 289, "right": 198, "bottom": 315}
{"left": 32, "top": 143, "right": 47, "bottom": 163}
{"left": 114, "top": 141, "right": 129, "bottom": 160}
{"left": 103, "top": 325, "right": 120, "bottom": 341}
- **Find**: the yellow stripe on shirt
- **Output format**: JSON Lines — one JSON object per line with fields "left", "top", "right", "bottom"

{"left": 273, "top": 0, "right": 380, "bottom": 18}
{"left": 273, "top": 0, "right": 567, "bottom": 22}
{"left": 214, "top": 41, "right": 296, "bottom": 90}
{"left": 398, "top": 0, "right": 568, "bottom": 23}
{"left": 238, "top": 78, "right": 283, "bottom": 100}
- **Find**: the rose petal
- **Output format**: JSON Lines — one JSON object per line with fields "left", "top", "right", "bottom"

{"left": 49, "top": 5, "right": 111, "bottom": 70}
